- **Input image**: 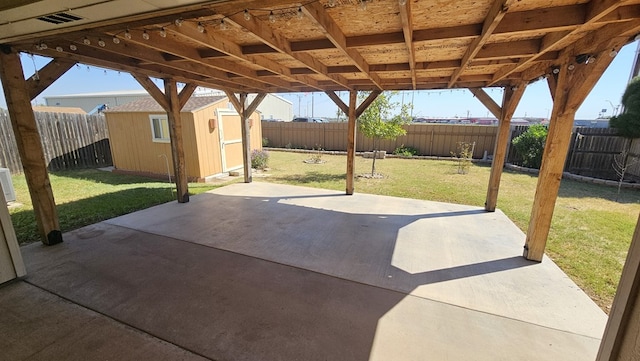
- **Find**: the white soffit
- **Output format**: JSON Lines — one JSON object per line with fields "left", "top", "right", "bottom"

{"left": 0, "top": 0, "right": 213, "bottom": 43}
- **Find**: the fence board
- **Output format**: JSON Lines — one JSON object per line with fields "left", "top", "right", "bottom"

{"left": 0, "top": 110, "right": 112, "bottom": 174}
{"left": 261, "top": 121, "right": 497, "bottom": 158}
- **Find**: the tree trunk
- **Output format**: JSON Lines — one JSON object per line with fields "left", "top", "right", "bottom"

{"left": 372, "top": 137, "right": 378, "bottom": 176}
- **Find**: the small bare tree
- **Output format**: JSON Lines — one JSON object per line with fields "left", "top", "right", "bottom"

{"left": 610, "top": 76, "right": 640, "bottom": 201}
{"left": 612, "top": 141, "right": 639, "bottom": 201}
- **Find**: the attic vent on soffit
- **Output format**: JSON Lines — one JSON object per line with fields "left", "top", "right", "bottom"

{"left": 37, "top": 12, "right": 83, "bottom": 25}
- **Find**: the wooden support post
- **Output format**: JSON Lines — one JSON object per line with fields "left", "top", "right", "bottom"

{"left": 346, "top": 91, "right": 357, "bottom": 195}
{"left": 164, "top": 79, "right": 189, "bottom": 203}
{"left": 597, "top": 214, "right": 640, "bottom": 361}
{"left": 524, "top": 48, "right": 616, "bottom": 261}
{"left": 240, "top": 93, "right": 251, "bottom": 183}
{"left": 224, "top": 91, "right": 267, "bottom": 183}
{"left": 133, "top": 74, "right": 195, "bottom": 203}
{"left": 326, "top": 90, "right": 380, "bottom": 195}
{"left": 484, "top": 85, "right": 526, "bottom": 211}
{"left": 0, "top": 46, "right": 63, "bottom": 245}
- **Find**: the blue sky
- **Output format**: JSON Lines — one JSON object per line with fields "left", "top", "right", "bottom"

{"left": 1, "top": 40, "right": 638, "bottom": 120}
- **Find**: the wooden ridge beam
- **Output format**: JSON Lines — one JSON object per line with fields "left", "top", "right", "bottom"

{"left": 27, "top": 58, "right": 76, "bottom": 100}
{"left": 399, "top": 0, "right": 417, "bottom": 89}
{"left": 449, "top": 0, "right": 511, "bottom": 88}
{"left": 227, "top": 12, "right": 352, "bottom": 90}
{"left": 302, "top": 1, "right": 383, "bottom": 90}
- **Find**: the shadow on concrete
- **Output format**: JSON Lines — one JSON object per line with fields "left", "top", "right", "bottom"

{"left": 18, "top": 185, "right": 590, "bottom": 361}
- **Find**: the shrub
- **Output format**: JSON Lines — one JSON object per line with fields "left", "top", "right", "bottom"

{"left": 251, "top": 149, "right": 269, "bottom": 170}
{"left": 451, "top": 141, "right": 475, "bottom": 174}
{"left": 393, "top": 144, "right": 418, "bottom": 157}
{"left": 512, "top": 124, "right": 548, "bottom": 169}
{"left": 262, "top": 137, "right": 269, "bottom": 147}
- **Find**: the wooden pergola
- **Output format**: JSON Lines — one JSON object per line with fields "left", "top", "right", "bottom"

{"left": 1, "top": 1, "right": 640, "bottom": 357}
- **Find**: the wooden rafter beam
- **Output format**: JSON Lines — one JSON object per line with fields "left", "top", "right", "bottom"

{"left": 226, "top": 12, "right": 352, "bottom": 90}
{"left": 449, "top": 0, "right": 511, "bottom": 88}
{"left": 167, "top": 22, "right": 322, "bottom": 91}
{"left": 490, "top": 0, "right": 629, "bottom": 85}
{"left": 26, "top": 58, "right": 76, "bottom": 100}
{"left": 399, "top": 0, "right": 417, "bottom": 90}
{"left": 238, "top": 3, "right": 633, "bottom": 54}
{"left": 302, "top": 1, "right": 383, "bottom": 90}
{"left": 47, "top": 38, "right": 244, "bottom": 91}
{"left": 31, "top": 42, "right": 239, "bottom": 91}
{"left": 105, "top": 30, "right": 271, "bottom": 91}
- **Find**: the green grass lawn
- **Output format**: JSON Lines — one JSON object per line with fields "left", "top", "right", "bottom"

{"left": 9, "top": 169, "right": 221, "bottom": 244}
{"left": 260, "top": 150, "right": 640, "bottom": 311}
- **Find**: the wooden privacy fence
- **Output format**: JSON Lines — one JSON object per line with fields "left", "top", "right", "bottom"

{"left": 261, "top": 122, "right": 498, "bottom": 159}
{"left": 507, "top": 125, "right": 640, "bottom": 180}
{"left": 0, "top": 110, "right": 112, "bottom": 174}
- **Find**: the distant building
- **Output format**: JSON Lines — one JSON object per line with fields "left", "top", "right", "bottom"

{"left": 32, "top": 105, "right": 86, "bottom": 114}
{"left": 574, "top": 118, "right": 610, "bottom": 128}
{"left": 45, "top": 90, "right": 150, "bottom": 113}
{"left": 44, "top": 87, "right": 293, "bottom": 120}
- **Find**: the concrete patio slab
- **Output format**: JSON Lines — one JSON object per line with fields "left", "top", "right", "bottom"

{"left": 0, "top": 282, "right": 207, "bottom": 361}
{"left": 6, "top": 182, "right": 608, "bottom": 360}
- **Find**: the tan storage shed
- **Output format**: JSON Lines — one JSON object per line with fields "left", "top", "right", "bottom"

{"left": 105, "top": 95, "right": 262, "bottom": 182}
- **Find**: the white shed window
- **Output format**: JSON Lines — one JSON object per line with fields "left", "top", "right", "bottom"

{"left": 150, "top": 115, "right": 170, "bottom": 143}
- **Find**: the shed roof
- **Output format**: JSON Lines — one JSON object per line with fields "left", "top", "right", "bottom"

{"left": 106, "top": 95, "right": 226, "bottom": 113}
{"left": 2, "top": 0, "right": 638, "bottom": 93}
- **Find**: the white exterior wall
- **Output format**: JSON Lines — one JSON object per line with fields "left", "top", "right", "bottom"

{"left": 248, "top": 93, "right": 293, "bottom": 121}
{"left": 45, "top": 94, "right": 150, "bottom": 113}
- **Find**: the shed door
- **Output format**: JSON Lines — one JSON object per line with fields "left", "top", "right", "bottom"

{"left": 217, "top": 109, "right": 243, "bottom": 172}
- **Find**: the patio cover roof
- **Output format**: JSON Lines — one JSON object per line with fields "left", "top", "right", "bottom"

{"left": 1, "top": 0, "right": 639, "bottom": 93}
{"left": 2, "top": 2, "right": 640, "bottom": 359}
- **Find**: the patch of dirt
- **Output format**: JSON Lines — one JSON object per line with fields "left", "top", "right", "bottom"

{"left": 303, "top": 159, "right": 327, "bottom": 164}
{"left": 357, "top": 173, "right": 385, "bottom": 179}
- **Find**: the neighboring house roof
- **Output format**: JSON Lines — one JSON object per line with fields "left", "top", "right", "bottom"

{"left": 106, "top": 95, "right": 227, "bottom": 113}
{"left": 32, "top": 106, "right": 86, "bottom": 114}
